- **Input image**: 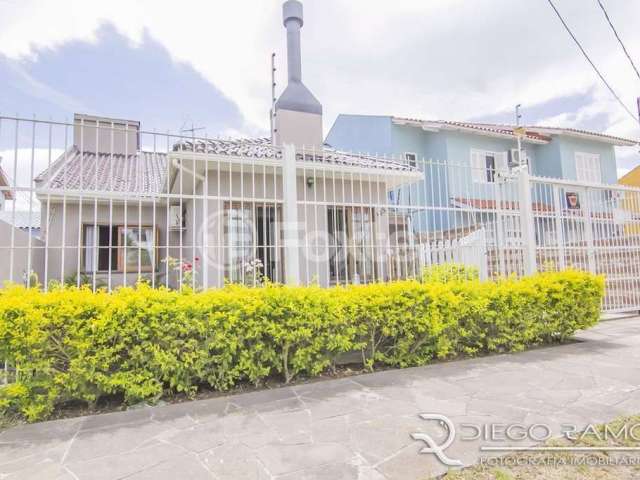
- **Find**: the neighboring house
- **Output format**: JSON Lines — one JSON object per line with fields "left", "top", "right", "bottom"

{"left": 326, "top": 115, "right": 638, "bottom": 249}
{"left": 619, "top": 165, "right": 640, "bottom": 234}
{"left": 29, "top": 1, "right": 421, "bottom": 290}
{"left": 0, "top": 163, "right": 44, "bottom": 286}
{"left": 326, "top": 115, "right": 636, "bottom": 184}
{"left": 0, "top": 160, "right": 42, "bottom": 238}
{"left": 0, "top": 211, "right": 41, "bottom": 237}
{"left": 620, "top": 165, "right": 640, "bottom": 187}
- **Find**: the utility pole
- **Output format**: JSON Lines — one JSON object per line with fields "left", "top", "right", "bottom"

{"left": 270, "top": 52, "right": 277, "bottom": 145}
{"left": 514, "top": 104, "right": 525, "bottom": 167}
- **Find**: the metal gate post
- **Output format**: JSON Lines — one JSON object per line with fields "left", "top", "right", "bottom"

{"left": 282, "top": 144, "right": 300, "bottom": 285}
{"left": 582, "top": 188, "right": 596, "bottom": 274}
{"left": 495, "top": 181, "right": 507, "bottom": 276}
{"left": 552, "top": 185, "right": 566, "bottom": 270}
{"left": 518, "top": 168, "right": 537, "bottom": 276}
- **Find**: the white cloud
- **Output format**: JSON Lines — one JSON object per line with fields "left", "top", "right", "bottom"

{"left": 616, "top": 144, "right": 640, "bottom": 172}
{"left": 0, "top": 0, "right": 639, "bottom": 140}
{"left": 618, "top": 167, "right": 630, "bottom": 178}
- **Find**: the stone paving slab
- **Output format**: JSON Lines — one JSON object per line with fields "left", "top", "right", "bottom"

{"left": 1, "top": 318, "right": 640, "bottom": 479}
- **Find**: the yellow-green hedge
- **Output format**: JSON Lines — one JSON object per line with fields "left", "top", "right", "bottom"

{"left": 0, "top": 269, "right": 603, "bottom": 422}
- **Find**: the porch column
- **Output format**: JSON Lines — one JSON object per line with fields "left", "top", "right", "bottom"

{"left": 282, "top": 144, "right": 300, "bottom": 285}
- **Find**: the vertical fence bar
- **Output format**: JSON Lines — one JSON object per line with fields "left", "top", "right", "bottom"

{"left": 9, "top": 119, "right": 18, "bottom": 284}
{"left": 518, "top": 167, "right": 537, "bottom": 276}
{"left": 583, "top": 187, "right": 596, "bottom": 274}
{"left": 43, "top": 121, "right": 52, "bottom": 291}
{"left": 282, "top": 144, "right": 299, "bottom": 285}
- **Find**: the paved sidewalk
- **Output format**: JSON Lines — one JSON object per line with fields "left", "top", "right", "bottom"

{"left": 2, "top": 318, "right": 640, "bottom": 480}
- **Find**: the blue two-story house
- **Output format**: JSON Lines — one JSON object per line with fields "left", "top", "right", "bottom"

{"left": 326, "top": 114, "right": 638, "bottom": 274}
{"left": 327, "top": 114, "right": 636, "bottom": 179}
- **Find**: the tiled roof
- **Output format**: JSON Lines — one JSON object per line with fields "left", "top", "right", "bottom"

{"left": 174, "top": 137, "right": 282, "bottom": 159}
{"left": 438, "top": 121, "right": 552, "bottom": 143}
{"left": 36, "top": 148, "right": 168, "bottom": 195}
{"left": 452, "top": 197, "right": 554, "bottom": 212}
{"left": 451, "top": 197, "right": 640, "bottom": 219}
{"left": 393, "top": 117, "right": 551, "bottom": 143}
{"left": 459, "top": 122, "right": 637, "bottom": 145}
{"left": 523, "top": 126, "right": 638, "bottom": 146}
{"left": 393, "top": 117, "right": 639, "bottom": 146}
{"left": 173, "top": 137, "right": 416, "bottom": 172}
{"left": 35, "top": 137, "right": 417, "bottom": 197}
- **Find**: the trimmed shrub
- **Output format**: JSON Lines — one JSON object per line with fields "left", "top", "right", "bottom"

{"left": 421, "top": 263, "right": 480, "bottom": 283}
{"left": 0, "top": 270, "right": 603, "bottom": 422}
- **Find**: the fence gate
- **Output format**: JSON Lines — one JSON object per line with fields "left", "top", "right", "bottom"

{"left": 530, "top": 175, "right": 640, "bottom": 313}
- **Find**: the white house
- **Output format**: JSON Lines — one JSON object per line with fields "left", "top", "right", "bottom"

{"left": 27, "top": 1, "right": 422, "bottom": 290}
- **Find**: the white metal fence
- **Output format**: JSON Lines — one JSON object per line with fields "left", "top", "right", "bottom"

{"left": 0, "top": 115, "right": 639, "bottom": 314}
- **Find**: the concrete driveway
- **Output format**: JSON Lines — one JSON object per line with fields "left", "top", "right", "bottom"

{"left": 2, "top": 317, "right": 640, "bottom": 480}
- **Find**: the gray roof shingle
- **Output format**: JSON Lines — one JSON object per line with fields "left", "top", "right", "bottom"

{"left": 36, "top": 147, "right": 168, "bottom": 195}
{"left": 36, "top": 137, "right": 417, "bottom": 196}
{"left": 173, "top": 137, "right": 415, "bottom": 171}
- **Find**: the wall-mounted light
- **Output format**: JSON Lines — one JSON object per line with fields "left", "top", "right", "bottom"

{"left": 306, "top": 177, "right": 314, "bottom": 188}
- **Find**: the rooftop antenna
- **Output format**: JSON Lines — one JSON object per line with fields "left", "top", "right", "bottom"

{"left": 180, "top": 120, "right": 205, "bottom": 138}
{"left": 270, "top": 52, "right": 277, "bottom": 144}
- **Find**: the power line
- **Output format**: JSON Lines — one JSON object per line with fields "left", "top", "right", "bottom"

{"left": 545, "top": 0, "right": 639, "bottom": 124}
{"left": 596, "top": 0, "right": 640, "bottom": 82}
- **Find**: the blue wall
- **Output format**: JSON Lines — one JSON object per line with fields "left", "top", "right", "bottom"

{"left": 561, "top": 138, "right": 616, "bottom": 184}
{"left": 531, "top": 141, "right": 562, "bottom": 178}
{"left": 532, "top": 136, "right": 616, "bottom": 183}
{"left": 325, "top": 115, "right": 393, "bottom": 156}
{"left": 326, "top": 115, "right": 621, "bottom": 234}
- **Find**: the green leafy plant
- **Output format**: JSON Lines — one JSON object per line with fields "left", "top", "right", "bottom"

{"left": 421, "top": 263, "right": 479, "bottom": 283}
{"left": 0, "top": 269, "right": 604, "bottom": 422}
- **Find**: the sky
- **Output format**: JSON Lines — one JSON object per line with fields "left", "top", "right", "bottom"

{"left": 0, "top": 0, "right": 639, "bottom": 191}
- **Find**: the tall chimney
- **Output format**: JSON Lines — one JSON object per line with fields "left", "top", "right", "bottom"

{"left": 274, "top": 0, "right": 323, "bottom": 149}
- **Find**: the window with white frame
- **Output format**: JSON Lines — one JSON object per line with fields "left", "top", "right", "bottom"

{"left": 575, "top": 152, "right": 601, "bottom": 183}
{"left": 83, "top": 225, "right": 157, "bottom": 273}
{"left": 223, "top": 202, "right": 283, "bottom": 284}
{"left": 470, "top": 149, "right": 508, "bottom": 183}
{"left": 404, "top": 152, "right": 417, "bottom": 167}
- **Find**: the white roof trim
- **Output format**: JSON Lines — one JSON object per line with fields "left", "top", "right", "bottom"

{"left": 391, "top": 118, "right": 549, "bottom": 144}
{"left": 525, "top": 127, "right": 638, "bottom": 146}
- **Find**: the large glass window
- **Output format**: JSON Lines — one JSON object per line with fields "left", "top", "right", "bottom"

{"left": 223, "top": 202, "right": 282, "bottom": 283}
{"left": 471, "top": 149, "right": 508, "bottom": 183}
{"left": 83, "top": 225, "right": 156, "bottom": 273}
{"left": 327, "top": 206, "right": 376, "bottom": 284}
{"left": 118, "top": 227, "right": 156, "bottom": 272}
